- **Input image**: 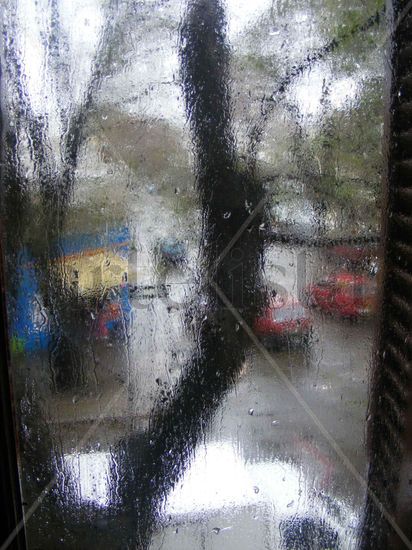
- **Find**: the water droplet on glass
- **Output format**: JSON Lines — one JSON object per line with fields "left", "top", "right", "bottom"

{"left": 223, "top": 211, "right": 231, "bottom": 219}
{"left": 212, "top": 527, "right": 220, "bottom": 534}
{"left": 248, "top": 408, "right": 254, "bottom": 415}
{"left": 253, "top": 486, "right": 259, "bottom": 494}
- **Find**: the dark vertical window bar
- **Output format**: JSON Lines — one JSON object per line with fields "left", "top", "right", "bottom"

{"left": 0, "top": 232, "right": 26, "bottom": 546}
{"left": 0, "top": 111, "right": 25, "bottom": 550}
{"left": 0, "top": 51, "right": 26, "bottom": 548}
{"left": 362, "top": 1, "right": 412, "bottom": 548}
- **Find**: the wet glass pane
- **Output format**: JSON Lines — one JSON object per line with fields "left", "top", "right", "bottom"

{"left": 1, "top": 0, "right": 385, "bottom": 548}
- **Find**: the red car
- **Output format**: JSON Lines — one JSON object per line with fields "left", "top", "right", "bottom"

{"left": 254, "top": 295, "right": 312, "bottom": 347}
{"left": 304, "top": 272, "right": 377, "bottom": 319}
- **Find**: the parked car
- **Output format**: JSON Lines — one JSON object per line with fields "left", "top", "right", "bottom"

{"left": 304, "top": 272, "right": 377, "bottom": 319}
{"left": 253, "top": 294, "right": 312, "bottom": 347}
{"left": 94, "top": 282, "right": 131, "bottom": 340}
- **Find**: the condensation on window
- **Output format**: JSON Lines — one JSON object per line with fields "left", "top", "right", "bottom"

{"left": 1, "top": 0, "right": 385, "bottom": 548}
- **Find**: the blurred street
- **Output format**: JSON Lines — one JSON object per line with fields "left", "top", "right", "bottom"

{"left": 147, "top": 310, "right": 373, "bottom": 550}
{"left": 16, "top": 243, "right": 376, "bottom": 550}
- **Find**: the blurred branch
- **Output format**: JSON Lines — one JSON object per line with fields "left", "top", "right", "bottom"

{"left": 3, "top": 0, "right": 144, "bottom": 226}
{"left": 261, "top": 169, "right": 378, "bottom": 190}
{"left": 46, "top": 0, "right": 71, "bottom": 129}
{"left": 246, "top": 6, "right": 385, "bottom": 167}
{"left": 2, "top": 5, "right": 53, "bottom": 182}
{"left": 267, "top": 231, "right": 380, "bottom": 248}
{"left": 60, "top": 0, "right": 143, "bottom": 216}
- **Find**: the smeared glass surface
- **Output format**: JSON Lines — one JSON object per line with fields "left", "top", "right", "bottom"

{"left": 1, "top": 0, "right": 385, "bottom": 548}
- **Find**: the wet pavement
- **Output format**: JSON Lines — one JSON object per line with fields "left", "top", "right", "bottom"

{"left": 18, "top": 276, "right": 375, "bottom": 549}
{"left": 147, "top": 311, "right": 373, "bottom": 549}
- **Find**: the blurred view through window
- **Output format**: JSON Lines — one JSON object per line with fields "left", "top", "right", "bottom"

{"left": 1, "top": 0, "right": 386, "bottom": 548}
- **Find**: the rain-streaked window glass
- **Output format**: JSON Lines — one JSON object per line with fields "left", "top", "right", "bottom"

{"left": 1, "top": 0, "right": 386, "bottom": 548}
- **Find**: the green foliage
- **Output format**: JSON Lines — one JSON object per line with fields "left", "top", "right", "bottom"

{"left": 235, "top": 0, "right": 386, "bottom": 234}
